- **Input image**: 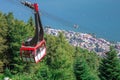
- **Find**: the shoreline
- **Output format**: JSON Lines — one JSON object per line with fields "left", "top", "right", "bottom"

{"left": 44, "top": 27, "right": 120, "bottom": 57}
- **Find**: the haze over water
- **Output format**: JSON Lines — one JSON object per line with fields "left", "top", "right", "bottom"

{"left": 0, "top": 0, "right": 120, "bottom": 42}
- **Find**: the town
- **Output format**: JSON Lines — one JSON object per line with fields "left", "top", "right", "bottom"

{"left": 44, "top": 27, "right": 120, "bottom": 57}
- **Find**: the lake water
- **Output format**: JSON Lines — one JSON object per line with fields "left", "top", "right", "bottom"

{"left": 0, "top": 0, "right": 120, "bottom": 42}
{"left": 40, "top": 0, "right": 120, "bottom": 42}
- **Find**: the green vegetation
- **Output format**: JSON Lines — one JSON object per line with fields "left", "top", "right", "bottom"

{"left": 0, "top": 12, "right": 120, "bottom": 80}
{"left": 99, "top": 47, "right": 120, "bottom": 80}
{"left": 74, "top": 47, "right": 100, "bottom": 80}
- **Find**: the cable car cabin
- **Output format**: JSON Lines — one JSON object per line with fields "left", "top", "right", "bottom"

{"left": 20, "top": 40, "right": 46, "bottom": 63}
{"left": 20, "top": 2, "right": 46, "bottom": 63}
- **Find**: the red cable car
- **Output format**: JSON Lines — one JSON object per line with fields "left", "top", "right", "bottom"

{"left": 20, "top": 40, "right": 46, "bottom": 63}
{"left": 20, "top": 1, "right": 46, "bottom": 63}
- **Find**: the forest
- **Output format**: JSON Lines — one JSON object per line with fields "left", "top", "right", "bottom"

{"left": 0, "top": 12, "right": 120, "bottom": 80}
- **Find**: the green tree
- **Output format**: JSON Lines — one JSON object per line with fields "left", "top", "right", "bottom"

{"left": 0, "top": 12, "right": 8, "bottom": 72}
{"left": 4, "top": 12, "right": 34, "bottom": 74}
{"left": 27, "top": 16, "right": 34, "bottom": 27}
{"left": 74, "top": 47, "right": 100, "bottom": 80}
{"left": 4, "top": 68, "right": 12, "bottom": 78}
{"left": 44, "top": 33, "right": 75, "bottom": 80}
{"left": 99, "top": 47, "right": 120, "bottom": 80}
{"left": 74, "top": 57, "right": 96, "bottom": 80}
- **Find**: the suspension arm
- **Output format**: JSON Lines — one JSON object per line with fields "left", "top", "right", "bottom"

{"left": 21, "top": 1, "right": 44, "bottom": 46}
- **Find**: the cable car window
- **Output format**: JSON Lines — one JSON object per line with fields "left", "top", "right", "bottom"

{"left": 29, "top": 51, "right": 35, "bottom": 62}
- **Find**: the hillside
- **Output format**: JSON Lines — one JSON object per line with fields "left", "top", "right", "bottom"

{"left": 44, "top": 27, "right": 120, "bottom": 57}
{"left": 0, "top": 12, "right": 120, "bottom": 80}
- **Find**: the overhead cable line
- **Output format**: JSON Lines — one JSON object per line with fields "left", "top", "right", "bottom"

{"left": 9, "top": 0, "right": 80, "bottom": 30}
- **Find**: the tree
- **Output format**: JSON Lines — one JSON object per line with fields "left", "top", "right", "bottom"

{"left": 4, "top": 68, "right": 12, "bottom": 78}
{"left": 4, "top": 12, "right": 34, "bottom": 74}
{"left": 44, "top": 33, "right": 75, "bottom": 80}
{"left": 0, "top": 12, "right": 8, "bottom": 72}
{"left": 27, "top": 16, "right": 34, "bottom": 27}
{"left": 99, "top": 47, "right": 120, "bottom": 80}
{"left": 74, "top": 47, "right": 100, "bottom": 80}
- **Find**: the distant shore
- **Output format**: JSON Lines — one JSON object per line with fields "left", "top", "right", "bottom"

{"left": 44, "top": 27, "right": 120, "bottom": 57}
